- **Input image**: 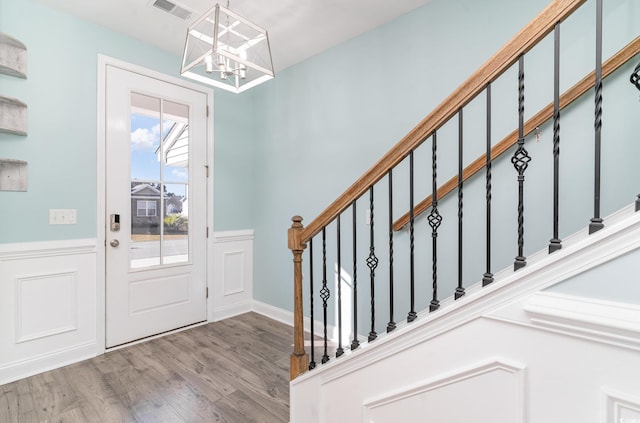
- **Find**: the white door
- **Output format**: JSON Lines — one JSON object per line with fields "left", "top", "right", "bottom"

{"left": 105, "top": 64, "right": 208, "bottom": 348}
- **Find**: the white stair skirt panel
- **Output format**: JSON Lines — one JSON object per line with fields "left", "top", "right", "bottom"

{"left": 0, "top": 239, "right": 97, "bottom": 384}
{"left": 290, "top": 204, "right": 640, "bottom": 423}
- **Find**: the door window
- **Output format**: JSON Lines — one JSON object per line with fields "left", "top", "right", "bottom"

{"left": 129, "top": 92, "right": 190, "bottom": 269}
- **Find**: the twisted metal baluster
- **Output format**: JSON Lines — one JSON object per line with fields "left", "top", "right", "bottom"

{"left": 367, "top": 186, "right": 378, "bottom": 342}
{"left": 387, "top": 170, "right": 396, "bottom": 332}
{"left": 407, "top": 151, "right": 417, "bottom": 323}
{"left": 429, "top": 133, "right": 442, "bottom": 312}
{"left": 308, "top": 238, "right": 316, "bottom": 370}
{"left": 455, "top": 109, "right": 465, "bottom": 300}
{"left": 351, "top": 201, "right": 360, "bottom": 350}
{"left": 483, "top": 84, "right": 494, "bottom": 286}
{"left": 549, "top": 23, "right": 563, "bottom": 253}
{"left": 320, "top": 228, "right": 330, "bottom": 364}
{"left": 336, "top": 215, "right": 344, "bottom": 358}
{"left": 512, "top": 55, "right": 531, "bottom": 271}
{"left": 590, "top": 0, "right": 605, "bottom": 234}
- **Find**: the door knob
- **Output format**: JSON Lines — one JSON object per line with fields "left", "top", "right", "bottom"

{"left": 110, "top": 239, "right": 120, "bottom": 248}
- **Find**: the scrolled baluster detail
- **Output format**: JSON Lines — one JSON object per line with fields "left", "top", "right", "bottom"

{"left": 429, "top": 133, "right": 441, "bottom": 312}
{"left": 512, "top": 55, "right": 531, "bottom": 271}
{"left": 320, "top": 227, "right": 330, "bottom": 364}
{"left": 367, "top": 186, "right": 378, "bottom": 342}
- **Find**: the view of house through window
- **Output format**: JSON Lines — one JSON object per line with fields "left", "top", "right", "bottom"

{"left": 130, "top": 92, "right": 190, "bottom": 268}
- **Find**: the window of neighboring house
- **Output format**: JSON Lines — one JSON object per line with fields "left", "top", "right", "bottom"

{"left": 137, "top": 200, "right": 157, "bottom": 217}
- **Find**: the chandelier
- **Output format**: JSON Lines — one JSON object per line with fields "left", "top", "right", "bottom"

{"left": 180, "top": 2, "right": 274, "bottom": 93}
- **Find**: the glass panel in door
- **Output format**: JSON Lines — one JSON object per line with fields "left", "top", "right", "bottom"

{"left": 129, "top": 93, "right": 190, "bottom": 269}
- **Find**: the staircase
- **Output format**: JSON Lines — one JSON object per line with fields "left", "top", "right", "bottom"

{"left": 287, "top": 0, "right": 640, "bottom": 421}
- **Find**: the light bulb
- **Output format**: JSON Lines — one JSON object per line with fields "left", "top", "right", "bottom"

{"left": 204, "top": 55, "right": 214, "bottom": 73}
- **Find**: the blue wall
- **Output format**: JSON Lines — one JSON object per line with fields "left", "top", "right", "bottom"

{"left": 247, "top": 0, "right": 640, "bottom": 315}
{"left": 0, "top": 0, "right": 255, "bottom": 241}
{"left": 1, "top": 0, "right": 638, "bottom": 314}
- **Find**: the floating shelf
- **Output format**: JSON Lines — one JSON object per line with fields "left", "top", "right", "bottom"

{"left": 0, "top": 96, "right": 27, "bottom": 135}
{"left": 0, "top": 32, "right": 27, "bottom": 79}
{"left": 0, "top": 159, "right": 28, "bottom": 191}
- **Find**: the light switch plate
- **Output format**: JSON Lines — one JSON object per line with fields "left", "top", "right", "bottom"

{"left": 49, "top": 209, "right": 77, "bottom": 225}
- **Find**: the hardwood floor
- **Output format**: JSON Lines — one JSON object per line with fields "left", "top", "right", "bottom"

{"left": 0, "top": 313, "right": 294, "bottom": 423}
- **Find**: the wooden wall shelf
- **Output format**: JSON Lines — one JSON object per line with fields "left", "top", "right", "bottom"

{"left": 0, "top": 33, "right": 27, "bottom": 79}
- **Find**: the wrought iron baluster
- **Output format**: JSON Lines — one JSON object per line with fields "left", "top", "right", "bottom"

{"left": 308, "top": 238, "right": 316, "bottom": 370}
{"left": 387, "top": 170, "right": 396, "bottom": 332}
{"left": 336, "top": 215, "right": 344, "bottom": 358}
{"left": 351, "top": 201, "right": 360, "bottom": 350}
{"left": 512, "top": 55, "right": 531, "bottom": 271}
{"left": 483, "top": 84, "right": 494, "bottom": 286}
{"left": 589, "top": 0, "right": 604, "bottom": 234}
{"left": 429, "top": 132, "right": 442, "bottom": 312}
{"left": 320, "top": 228, "right": 330, "bottom": 364}
{"left": 407, "top": 152, "right": 417, "bottom": 323}
{"left": 367, "top": 186, "right": 378, "bottom": 341}
{"left": 550, "top": 23, "right": 563, "bottom": 253}
{"left": 455, "top": 109, "right": 465, "bottom": 300}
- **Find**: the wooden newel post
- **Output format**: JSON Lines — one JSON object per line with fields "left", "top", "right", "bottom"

{"left": 289, "top": 215, "right": 309, "bottom": 380}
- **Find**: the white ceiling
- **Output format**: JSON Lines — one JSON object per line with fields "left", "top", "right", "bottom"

{"left": 34, "top": 0, "right": 434, "bottom": 72}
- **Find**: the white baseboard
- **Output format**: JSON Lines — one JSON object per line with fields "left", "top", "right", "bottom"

{"left": 0, "top": 340, "right": 97, "bottom": 385}
{"left": 211, "top": 299, "right": 254, "bottom": 322}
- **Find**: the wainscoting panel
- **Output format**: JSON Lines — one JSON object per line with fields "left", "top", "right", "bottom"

{"left": 363, "top": 360, "right": 526, "bottom": 423}
{"left": 211, "top": 230, "right": 253, "bottom": 321}
{"left": 0, "top": 239, "right": 97, "bottom": 384}
{"left": 16, "top": 270, "right": 78, "bottom": 343}
{"left": 604, "top": 388, "right": 640, "bottom": 423}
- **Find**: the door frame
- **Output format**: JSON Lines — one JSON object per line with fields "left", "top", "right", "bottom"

{"left": 96, "top": 55, "right": 214, "bottom": 353}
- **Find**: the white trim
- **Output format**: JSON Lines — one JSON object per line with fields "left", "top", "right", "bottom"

{"left": 15, "top": 270, "right": 78, "bottom": 343}
{"left": 213, "top": 229, "right": 255, "bottom": 243}
{"left": 524, "top": 291, "right": 640, "bottom": 351}
{"left": 291, "top": 203, "right": 640, "bottom": 386}
{"left": 0, "top": 341, "right": 97, "bottom": 385}
{"left": 603, "top": 387, "right": 640, "bottom": 423}
{"left": 362, "top": 358, "right": 527, "bottom": 423}
{"left": 97, "top": 54, "right": 214, "bottom": 353}
{"left": 211, "top": 299, "right": 254, "bottom": 322}
{"left": 0, "top": 238, "right": 96, "bottom": 260}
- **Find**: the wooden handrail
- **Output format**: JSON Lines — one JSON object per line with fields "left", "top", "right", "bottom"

{"left": 393, "top": 35, "right": 640, "bottom": 231}
{"left": 299, "top": 0, "right": 586, "bottom": 244}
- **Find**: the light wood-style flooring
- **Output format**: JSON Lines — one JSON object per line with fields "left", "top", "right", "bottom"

{"left": 0, "top": 312, "right": 293, "bottom": 423}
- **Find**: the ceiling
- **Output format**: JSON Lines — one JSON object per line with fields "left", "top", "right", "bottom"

{"left": 34, "top": 0, "right": 434, "bottom": 72}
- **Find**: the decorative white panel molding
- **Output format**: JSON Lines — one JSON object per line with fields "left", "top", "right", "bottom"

{"left": 129, "top": 274, "right": 192, "bottom": 314}
{"left": 223, "top": 250, "right": 246, "bottom": 296}
{"left": 0, "top": 239, "right": 97, "bottom": 384}
{"left": 291, "top": 206, "right": 640, "bottom": 423}
{"left": 604, "top": 388, "right": 640, "bottom": 423}
{"left": 16, "top": 271, "right": 77, "bottom": 343}
{"left": 211, "top": 230, "right": 254, "bottom": 322}
{"left": 524, "top": 291, "right": 640, "bottom": 350}
{"left": 363, "top": 359, "right": 526, "bottom": 423}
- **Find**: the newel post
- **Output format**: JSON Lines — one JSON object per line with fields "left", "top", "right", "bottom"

{"left": 289, "top": 215, "right": 309, "bottom": 380}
